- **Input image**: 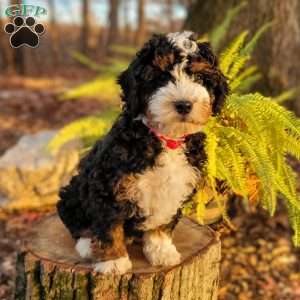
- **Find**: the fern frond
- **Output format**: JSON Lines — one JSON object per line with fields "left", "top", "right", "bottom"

{"left": 209, "top": 1, "right": 247, "bottom": 51}
{"left": 70, "top": 51, "right": 103, "bottom": 72}
{"left": 219, "top": 31, "right": 248, "bottom": 76}
{"left": 241, "top": 22, "right": 273, "bottom": 55}
{"left": 47, "top": 109, "right": 119, "bottom": 153}
{"left": 203, "top": 119, "right": 218, "bottom": 178}
{"left": 236, "top": 74, "right": 261, "bottom": 93}
{"left": 219, "top": 22, "right": 271, "bottom": 91}
{"left": 194, "top": 189, "right": 210, "bottom": 225}
{"left": 109, "top": 44, "right": 137, "bottom": 56}
{"left": 282, "top": 164, "right": 300, "bottom": 246}
{"left": 101, "top": 58, "right": 129, "bottom": 77}
{"left": 230, "top": 66, "right": 259, "bottom": 91}
{"left": 240, "top": 93, "right": 300, "bottom": 137}
{"left": 217, "top": 126, "right": 278, "bottom": 215}
{"left": 259, "top": 188, "right": 277, "bottom": 215}
{"left": 227, "top": 55, "right": 250, "bottom": 80}
{"left": 287, "top": 202, "right": 300, "bottom": 246}
{"left": 216, "top": 138, "right": 247, "bottom": 195}
{"left": 273, "top": 88, "right": 298, "bottom": 104}
{"left": 61, "top": 76, "right": 120, "bottom": 102}
{"left": 70, "top": 52, "right": 129, "bottom": 77}
{"left": 282, "top": 132, "right": 300, "bottom": 160}
{"left": 224, "top": 94, "right": 268, "bottom": 139}
{"left": 274, "top": 172, "right": 300, "bottom": 212}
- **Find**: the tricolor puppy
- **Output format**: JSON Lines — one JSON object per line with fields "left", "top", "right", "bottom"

{"left": 57, "top": 31, "right": 228, "bottom": 274}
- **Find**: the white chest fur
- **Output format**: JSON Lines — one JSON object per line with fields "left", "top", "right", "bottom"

{"left": 135, "top": 147, "right": 199, "bottom": 230}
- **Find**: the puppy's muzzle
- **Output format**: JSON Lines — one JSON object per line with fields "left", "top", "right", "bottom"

{"left": 174, "top": 100, "right": 193, "bottom": 115}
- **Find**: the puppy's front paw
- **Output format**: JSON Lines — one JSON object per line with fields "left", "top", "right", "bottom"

{"left": 93, "top": 256, "right": 132, "bottom": 274}
{"left": 143, "top": 231, "right": 181, "bottom": 267}
{"left": 75, "top": 238, "right": 92, "bottom": 259}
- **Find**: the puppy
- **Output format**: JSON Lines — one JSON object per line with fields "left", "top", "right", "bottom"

{"left": 57, "top": 31, "right": 228, "bottom": 274}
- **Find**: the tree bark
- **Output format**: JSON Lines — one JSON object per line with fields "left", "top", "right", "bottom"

{"left": 11, "top": 0, "right": 25, "bottom": 74}
{"left": 47, "top": 0, "right": 61, "bottom": 65}
{"left": 135, "top": 0, "right": 146, "bottom": 47}
{"left": 15, "top": 214, "right": 221, "bottom": 300}
{"left": 107, "top": 0, "right": 120, "bottom": 48}
{"left": 0, "top": 2, "right": 15, "bottom": 73}
{"left": 184, "top": 0, "right": 300, "bottom": 114}
{"left": 81, "top": 0, "right": 90, "bottom": 54}
{"left": 122, "top": 0, "right": 132, "bottom": 43}
{"left": 166, "top": 0, "right": 174, "bottom": 32}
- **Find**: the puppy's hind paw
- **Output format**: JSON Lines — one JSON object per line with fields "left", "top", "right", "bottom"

{"left": 93, "top": 256, "right": 132, "bottom": 274}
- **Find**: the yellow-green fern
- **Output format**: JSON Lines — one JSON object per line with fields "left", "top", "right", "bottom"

{"left": 48, "top": 109, "right": 119, "bottom": 153}
{"left": 202, "top": 91, "right": 300, "bottom": 244}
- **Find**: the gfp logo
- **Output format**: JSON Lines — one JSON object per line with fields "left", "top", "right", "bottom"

{"left": 4, "top": 4, "right": 47, "bottom": 48}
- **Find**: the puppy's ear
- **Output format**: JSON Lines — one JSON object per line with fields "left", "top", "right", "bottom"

{"left": 118, "top": 34, "right": 174, "bottom": 118}
{"left": 197, "top": 42, "right": 218, "bottom": 67}
{"left": 194, "top": 42, "right": 229, "bottom": 114}
{"left": 211, "top": 70, "right": 229, "bottom": 115}
{"left": 117, "top": 39, "right": 155, "bottom": 118}
{"left": 118, "top": 64, "right": 139, "bottom": 118}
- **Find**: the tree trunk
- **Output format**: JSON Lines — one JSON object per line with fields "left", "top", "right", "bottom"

{"left": 185, "top": 0, "right": 300, "bottom": 114}
{"left": 47, "top": 0, "right": 61, "bottom": 66}
{"left": 166, "top": 0, "right": 174, "bottom": 32}
{"left": 81, "top": 0, "right": 90, "bottom": 54}
{"left": 107, "top": 0, "right": 120, "bottom": 48}
{"left": 122, "top": 0, "right": 132, "bottom": 43}
{"left": 15, "top": 214, "right": 221, "bottom": 300}
{"left": 11, "top": 0, "right": 25, "bottom": 74}
{"left": 0, "top": 2, "right": 15, "bottom": 73}
{"left": 135, "top": 0, "right": 146, "bottom": 47}
{"left": 184, "top": 0, "right": 234, "bottom": 37}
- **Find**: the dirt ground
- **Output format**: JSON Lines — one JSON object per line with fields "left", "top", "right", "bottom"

{"left": 1, "top": 81, "right": 300, "bottom": 300}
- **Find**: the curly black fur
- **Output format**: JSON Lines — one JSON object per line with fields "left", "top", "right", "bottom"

{"left": 57, "top": 32, "right": 229, "bottom": 247}
{"left": 186, "top": 42, "right": 229, "bottom": 115}
{"left": 58, "top": 114, "right": 162, "bottom": 244}
{"left": 185, "top": 132, "right": 207, "bottom": 169}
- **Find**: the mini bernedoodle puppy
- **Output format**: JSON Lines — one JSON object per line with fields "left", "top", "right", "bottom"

{"left": 57, "top": 31, "right": 228, "bottom": 274}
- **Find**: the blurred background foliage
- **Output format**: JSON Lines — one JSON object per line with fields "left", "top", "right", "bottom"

{"left": 1, "top": 0, "right": 299, "bottom": 110}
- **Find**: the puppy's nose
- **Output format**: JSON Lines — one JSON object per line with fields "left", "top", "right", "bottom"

{"left": 174, "top": 100, "right": 193, "bottom": 115}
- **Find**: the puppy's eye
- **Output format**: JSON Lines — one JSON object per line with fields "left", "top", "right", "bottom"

{"left": 195, "top": 75, "right": 203, "bottom": 85}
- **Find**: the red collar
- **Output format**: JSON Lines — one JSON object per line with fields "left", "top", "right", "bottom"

{"left": 143, "top": 119, "right": 186, "bottom": 150}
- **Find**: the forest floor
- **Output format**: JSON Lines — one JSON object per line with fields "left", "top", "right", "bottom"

{"left": 1, "top": 79, "right": 300, "bottom": 300}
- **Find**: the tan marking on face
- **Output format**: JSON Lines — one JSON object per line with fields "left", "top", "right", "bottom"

{"left": 153, "top": 53, "right": 175, "bottom": 71}
{"left": 190, "top": 61, "right": 211, "bottom": 73}
{"left": 190, "top": 99, "right": 212, "bottom": 125}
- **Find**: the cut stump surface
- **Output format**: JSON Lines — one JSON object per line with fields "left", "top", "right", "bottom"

{"left": 15, "top": 214, "right": 221, "bottom": 300}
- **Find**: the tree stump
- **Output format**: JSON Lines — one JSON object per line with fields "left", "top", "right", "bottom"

{"left": 15, "top": 214, "right": 221, "bottom": 300}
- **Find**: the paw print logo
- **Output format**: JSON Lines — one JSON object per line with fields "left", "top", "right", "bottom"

{"left": 4, "top": 16, "right": 45, "bottom": 48}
